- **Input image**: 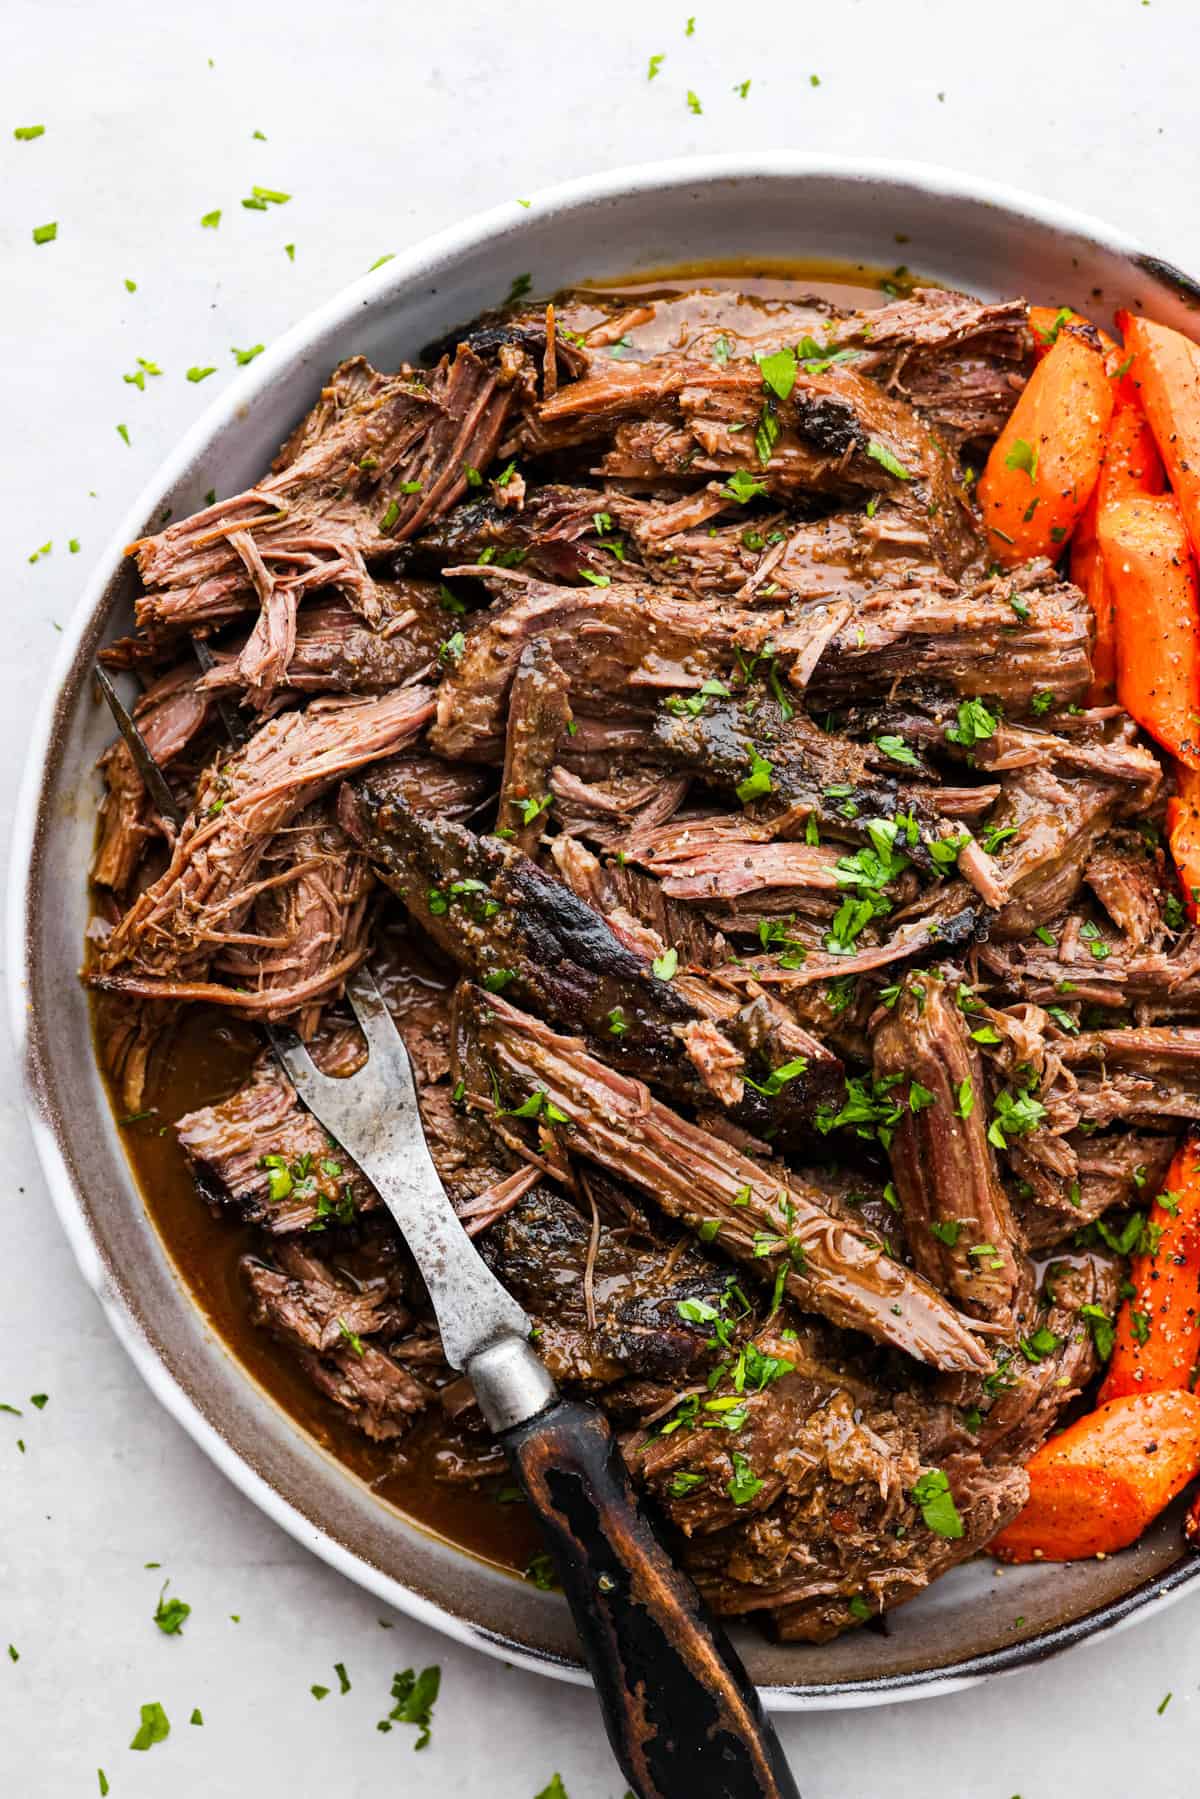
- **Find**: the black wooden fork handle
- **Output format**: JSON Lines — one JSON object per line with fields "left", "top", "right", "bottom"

{"left": 501, "top": 1397, "right": 802, "bottom": 1799}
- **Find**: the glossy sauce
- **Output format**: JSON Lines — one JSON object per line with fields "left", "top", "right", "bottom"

{"left": 96, "top": 260, "right": 910, "bottom": 1580}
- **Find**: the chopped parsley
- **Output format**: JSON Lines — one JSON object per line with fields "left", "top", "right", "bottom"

{"left": 186, "top": 365, "right": 216, "bottom": 383}
{"left": 231, "top": 344, "right": 265, "bottom": 366}
{"left": 652, "top": 946, "right": 679, "bottom": 981}
{"left": 930, "top": 1220, "right": 960, "bottom": 1247}
{"left": 648, "top": 53, "right": 664, "bottom": 78}
{"left": 954, "top": 1077, "right": 974, "bottom": 1119}
{"left": 31, "top": 221, "right": 57, "bottom": 245}
{"left": 523, "top": 1552, "right": 558, "bottom": 1591}
{"left": 130, "top": 1701, "right": 171, "bottom": 1751}
{"left": 116, "top": 423, "right": 130, "bottom": 446}
{"left": 758, "top": 346, "right": 797, "bottom": 403}
{"left": 152, "top": 1582, "right": 191, "bottom": 1636}
{"left": 337, "top": 1318, "right": 366, "bottom": 1359}
{"left": 669, "top": 1470, "right": 705, "bottom": 1497}
{"left": 874, "top": 733, "right": 920, "bottom": 768}
{"left": 734, "top": 78, "right": 751, "bottom": 98}
{"left": 721, "top": 468, "right": 768, "bottom": 504}
{"left": 482, "top": 969, "right": 516, "bottom": 994}
{"left": 14, "top": 125, "right": 45, "bottom": 141}
{"left": 865, "top": 439, "right": 910, "bottom": 481}
{"left": 1004, "top": 437, "right": 1039, "bottom": 481}
{"left": 727, "top": 1451, "right": 766, "bottom": 1505}
{"left": 755, "top": 403, "right": 780, "bottom": 466}
{"left": 735, "top": 749, "right": 774, "bottom": 805}
{"left": 1030, "top": 690, "right": 1054, "bottom": 716}
{"left": 200, "top": 209, "right": 221, "bottom": 228}
{"left": 987, "top": 1087, "right": 1048, "bottom": 1149}
{"left": 686, "top": 89, "right": 703, "bottom": 115}
{"left": 1080, "top": 1304, "right": 1115, "bottom": 1360}
{"left": 520, "top": 792, "right": 553, "bottom": 826}
{"left": 945, "top": 697, "right": 999, "bottom": 748}
{"left": 911, "top": 1468, "right": 964, "bottom": 1539}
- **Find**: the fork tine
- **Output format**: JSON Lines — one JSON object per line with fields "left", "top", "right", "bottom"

{"left": 343, "top": 967, "right": 418, "bottom": 1087}
{"left": 260, "top": 1018, "right": 330, "bottom": 1102}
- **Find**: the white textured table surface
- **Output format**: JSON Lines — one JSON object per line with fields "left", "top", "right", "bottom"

{"left": 4, "top": 2, "right": 1200, "bottom": 1792}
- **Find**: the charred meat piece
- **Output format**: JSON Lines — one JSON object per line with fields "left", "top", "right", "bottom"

{"left": 1019, "top": 1134, "right": 1178, "bottom": 1248}
{"left": 535, "top": 356, "right": 978, "bottom": 575}
{"left": 945, "top": 1253, "right": 1122, "bottom": 1466}
{"left": 871, "top": 972, "right": 1025, "bottom": 1321}
{"left": 241, "top": 1236, "right": 432, "bottom": 1441}
{"left": 429, "top": 570, "right": 779, "bottom": 761}
{"left": 497, "top": 640, "right": 573, "bottom": 852}
{"left": 977, "top": 930, "right": 1200, "bottom": 1021}
{"left": 395, "top": 483, "right": 617, "bottom": 586}
{"left": 1062, "top": 1027, "right": 1200, "bottom": 1127}
{"left": 631, "top": 1318, "right": 1024, "bottom": 1641}
{"left": 213, "top": 800, "right": 374, "bottom": 1031}
{"left": 344, "top": 788, "right": 838, "bottom": 1138}
{"left": 91, "top": 688, "right": 434, "bottom": 1004}
{"left": 131, "top": 346, "right": 541, "bottom": 702}
{"left": 482, "top": 1183, "right": 739, "bottom": 1389}
{"left": 195, "top": 584, "right": 446, "bottom": 701}
{"left": 456, "top": 985, "right": 992, "bottom": 1372}
{"left": 800, "top": 562, "right": 1094, "bottom": 715}
{"left": 178, "top": 1053, "right": 377, "bottom": 1232}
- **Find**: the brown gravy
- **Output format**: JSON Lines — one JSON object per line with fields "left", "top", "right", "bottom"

{"left": 94, "top": 261, "right": 909, "bottom": 1581}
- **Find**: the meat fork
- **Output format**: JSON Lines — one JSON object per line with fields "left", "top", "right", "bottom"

{"left": 269, "top": 967, "right": 802, "bottom": 1799}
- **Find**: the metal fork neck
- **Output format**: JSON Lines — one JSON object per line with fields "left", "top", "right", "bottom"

{"left": 468, "top": 1334, "right": 558, "bottom": 1434}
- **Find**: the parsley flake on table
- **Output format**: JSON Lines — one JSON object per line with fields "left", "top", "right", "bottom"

{"left": 378, "top": 1664, "right": 440, "bottom": 1748}
{"left": 311, "top": 1683, "right": 330, "bottom": 1700}
{"left": 153, "top": 1581, "right": 191, "bottom": 1635}
{"left": 284, "top": 242, "right": 296, "bottom": 260}
{"left": 190, "top": 1708, "right": 204, "bottom": 1725}
{"left": 187, "top": 365, "right": 216, "bottom": 383}
{"left": 252, "top": 129, "right": 267, "bottom": 140}
{"left": 232, "top": 344, "right": 265, "bottom": 366}
{"left": 98, "top": 1774, "right": 108, "bottom": 1797}
{"left": 648, "top": 53, "right": 664, "bottom": 79}
{"left": 686, "top": 89, "right": 702, "bottom": 114}
{"left": 242, "top": 185, "right": 291, "bottom": 209}
{"left": 335, "top": 1660, "right": 351, "bottom": 1694}
{"left": 535, "top": 1778, "right": 569, "bottom": 1799}
{"left": 200, "top": 209, "right": 221, "bottom": 228}
{"left": 734, "top": 79, "right": 751, "bottom": 98}
{"left": 14, "top": 124, "right": 45, "bottom": 141}
{"left": 124, "top": 277, "right": 137, "bottom": 292}
{"left": 32, "top": 221, "right": 57, "bottom": 245}
{"left": 116, "top": 423, "right": 130, "bottom": 445}
{"left": 129, "top": 1701, "right": 171, "bottom": 1750}
{"left": 7, "top": 1644, "right": 18, "bottom": 1662}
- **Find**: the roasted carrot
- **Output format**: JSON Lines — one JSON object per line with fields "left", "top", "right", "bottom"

{"left": 1073, "top": 400, "right": 1166, "bottom": 702}
{"left": 1029, "top": 305, "right": 1119, "bottom": 364}
{"left": 977, "top": 329, "right": 1113, "bottom": 565}
{"left": 1099, "top": 1139, "right": 1200, "bottom": 1403}
{"left": 1168, "top": 763, "right": 1200, "bottom": 921}
{"left": 1118, "top": 311, "right": 1200, "bottom": 569}
{"left": 990, "top": 1390, "right": 1200, "bottom": 1563}
{"left": 1097, "top": 494, "right": 1200, "bottom": 767}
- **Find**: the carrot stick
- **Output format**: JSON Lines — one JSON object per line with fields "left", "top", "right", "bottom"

{"left": 1097, "top": 493, "right": 1200, "bottom": 768}
{"left": 990, "top": 1390, "right": 1200, "bottom": 1563}
{"left": 1168, "top": 763, "right": 1200, "bottom": 921}
{"left": 1099, "top": 1138, "right": 1200, "bottom": 1403}
{"left": 978, "top": 329, "right": 1113, "bottom": 566}
{"left": 1073, "top": 401, "right": 1167, "bottom": 702}
{"left": 1029, "top": 306, "right": 1119, "bottom": 364}
{"left": 1118, "top": 312, "right": 1200, "bottom": 570}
